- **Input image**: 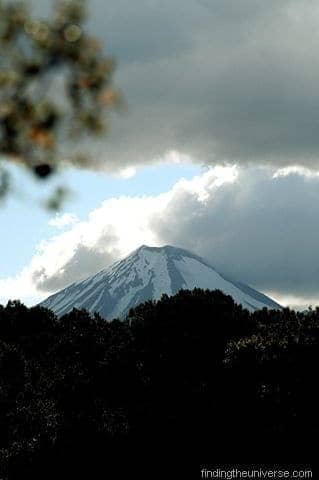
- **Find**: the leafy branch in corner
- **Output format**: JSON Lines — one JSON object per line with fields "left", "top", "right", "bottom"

{"left": 0, "top": 0, "right": 121, "bottom": 206}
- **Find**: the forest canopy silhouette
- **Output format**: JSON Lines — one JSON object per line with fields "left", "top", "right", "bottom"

{"left": 0, "top": 288, "right": 317, "bottom": 478}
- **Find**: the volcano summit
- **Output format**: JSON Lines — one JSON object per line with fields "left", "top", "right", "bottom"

{"left": 40, "top": 245, "right": 281, "bottom": 318}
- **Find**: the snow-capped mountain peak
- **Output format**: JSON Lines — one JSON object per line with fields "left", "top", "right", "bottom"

{"left": 40, "top": 245, "right": 281, "bottom": 319}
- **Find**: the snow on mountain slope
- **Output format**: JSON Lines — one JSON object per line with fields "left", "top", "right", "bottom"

{"left": 40, "top": 245, "right": 281, "bottom": 319}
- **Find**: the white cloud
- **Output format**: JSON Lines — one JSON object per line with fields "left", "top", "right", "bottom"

{"left": 0, "top": 165, "right": 236, "bottom": 305}
{"left": 273, "top": 166, "right": 319, "bottom": 179}
{"left": 0, "top": 273, "right": 40, "bottom": 306}
{"left": 265, "top": 292, "right": 317, "bottom": 311}
{"left": 49, "top": 213, "right": 79, "bottom": 229}
{"left": 116, "top": 167, "right": 137, "bottom": 179}
{"left": 2, "top": 164, "right": 319, "bottom": 310}
{"left": 155, "top": 150, "right": 195, "bottom": 166}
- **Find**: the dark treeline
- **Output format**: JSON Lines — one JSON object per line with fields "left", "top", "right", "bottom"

{"left": 0, "top": 289, "right": 318, "bottom": 478}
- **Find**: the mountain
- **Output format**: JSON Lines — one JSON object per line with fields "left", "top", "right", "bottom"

{"left": 40, "top": 245, "right": 281, "bottom": 318}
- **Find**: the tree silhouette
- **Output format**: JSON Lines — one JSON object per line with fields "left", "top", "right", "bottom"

{"left": 0, "top": 291, "right": 317, "bottom": 478}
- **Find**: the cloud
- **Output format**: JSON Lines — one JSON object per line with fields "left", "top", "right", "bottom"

{"left": 32, "top": 240, "right": 116, "bottom": 292}
{"left": 2, "top": 164, "right": 319, "bottom": 309}
{"left": 30, "top": 0, "right": 319, "bottom": 171}
{"left": 48, "top": 213, "right": 79, "bottom": 229}
{"left": 77, "top": 0, "right": 319, "bottom": 170}
{"left": 153, "top": 167, "right": 319, "bottom": 306}
{"left": 116, "top": 167, "right": 137, "bottom": 179}
{"left": 0, "top": 166, "right": 235, "bottom": 304}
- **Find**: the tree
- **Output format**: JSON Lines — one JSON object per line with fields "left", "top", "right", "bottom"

{"left": 0, "top": 0, "right": 120, "bottom": 207}
{"left": 0, "top": 293, "right": 318, "bottom": 477}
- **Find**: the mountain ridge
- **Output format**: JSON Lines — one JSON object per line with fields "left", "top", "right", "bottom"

{"left": 40, "top": 245, "right": 281, "bottom": 318}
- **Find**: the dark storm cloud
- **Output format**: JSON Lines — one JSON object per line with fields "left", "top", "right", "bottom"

{"left": 33, "top": 0, "right": 319, "bottom": 170}
{"left": 153, "top": 168, "right": 319, "bottom": 299}
{"left": 91, "top": 0, "right": 319, "bottom": 169}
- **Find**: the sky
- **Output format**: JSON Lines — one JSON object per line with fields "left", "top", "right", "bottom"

{"left": 1, "top": 0, "right": 319, "bottom": 310}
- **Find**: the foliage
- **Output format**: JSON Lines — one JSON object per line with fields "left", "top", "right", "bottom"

{"left": 0, "top": 0, "right": 120, "bottom": 205}
{"left": 0, "top": 292, "right": 318, "bottom": 478}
